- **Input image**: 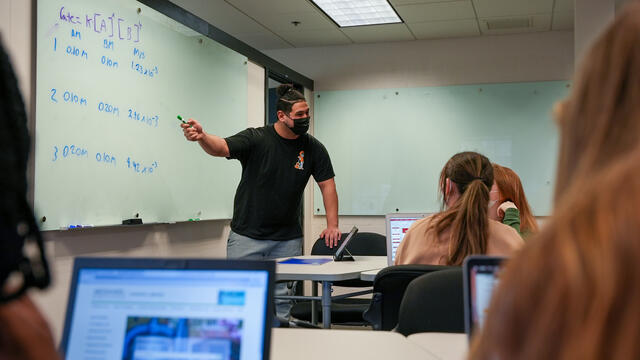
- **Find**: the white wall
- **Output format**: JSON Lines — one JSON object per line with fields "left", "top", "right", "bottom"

{"left": 0, "top": 0, "right": 32, "bottom": 108}
{"left": 575, "top": 0, "right": 615, "bottom": 64}
{"left": 265, "top": 31, "right": 574, "bottom": 91}
{"left": 0, "top": 0, "right": 265, "bottom": 341}
{"left": 266, "top": 31, "right": 575, "bottom": 248}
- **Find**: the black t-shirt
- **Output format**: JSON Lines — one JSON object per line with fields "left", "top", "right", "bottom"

{"left": 225, "top": 125, "right": 334, "bottom": 240}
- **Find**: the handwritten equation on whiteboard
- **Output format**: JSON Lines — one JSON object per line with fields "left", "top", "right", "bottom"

{"left": 43, "top": 4, "right": 161, "bottom": 176}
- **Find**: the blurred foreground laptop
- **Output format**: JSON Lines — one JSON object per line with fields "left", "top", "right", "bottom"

{"left": 385, "top": 213, "right": 428, "bottom": 265}
{"left": 59, "top": 257, "right": 275, "bottom": 360}
{"left": 463, "top": 255, "right": 505, "bottom": 339}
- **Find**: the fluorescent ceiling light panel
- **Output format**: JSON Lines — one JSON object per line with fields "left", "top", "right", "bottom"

{"left": 312, "top": 0, "right": 402, "bottom": 27}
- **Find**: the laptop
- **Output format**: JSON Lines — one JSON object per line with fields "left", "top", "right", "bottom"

{"left": 385, "top": 213, "right": 428, "bottom": 266}
{"left": 59, "top": 257, "right": 275, "bottom": 360}
{"left": 463, "top": 255, "right": 505, "bottom": 339}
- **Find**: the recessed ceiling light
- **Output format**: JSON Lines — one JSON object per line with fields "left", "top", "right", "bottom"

{"left": 310, "top": 0, "right": 403, "bottom": 27}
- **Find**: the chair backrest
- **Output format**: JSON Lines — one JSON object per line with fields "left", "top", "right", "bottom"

{"left": 395, "top": 268, "right": 465, "bottom": 336}
{"left": 310, "top": 232, "right": 386, "bottom": 256}
{"left": 363, "top": 264, "right": 456, "bottom": 330}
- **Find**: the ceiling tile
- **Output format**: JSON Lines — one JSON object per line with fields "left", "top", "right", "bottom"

{"left": 472, "top": 0, "right": 554, "bottom": 18}
{"left": 234, "top": 32, "right": 294, "bottom": 50}
{"left": 395, "top": 1, "right": 476, "bottom": 23}
{"left": 389, "top": 0, "right": 461, "bottom": 3}
{"left": 554, "top": 0, "right": 574, "bottom": 13}
{"left": 341, "top": 23, "right": 415, "bottom": 43}
{"left": 226, "top": 0, "right": 317, "bottom": 15}
{"left": 552, "top": 11, "right": 573, "bottom": 31}
{"left": 479, "top": 13, "right": 551, "bottom": 35}
{"left": 257, "top": 11, "right": 336, "bottom": 32}
{"left": 408, "top": 19, "right": 480, "bottom": 39}
{"left": 170, "top": 0, "right": 268, "bottom": 35}
{"left": 276, "top": 28, "right": 353, "bottom": 47}
{"left": 170, "top": 0, "right": 566, "bottom": 50}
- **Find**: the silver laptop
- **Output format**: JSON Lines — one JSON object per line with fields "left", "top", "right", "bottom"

{"left": 385, "top": 213, "right": 428, "bottom": 266}
{"left": 463, "top": 255, "right": 505, "bottom": 339}
{"left": 59, "top": 257, "right": 275, "bottom": 360}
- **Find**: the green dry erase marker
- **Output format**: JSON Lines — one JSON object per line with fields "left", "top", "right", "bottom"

{"left": 177, "top": 115, "right": 192, "bottom": 127}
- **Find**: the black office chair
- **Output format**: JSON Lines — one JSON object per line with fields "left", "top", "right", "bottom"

{"left": 289, "top": 231, "right": 386, "bottom": 326}
{"left": 395, "top": 268, "right": 465, "bottom": 336}
{"left": 362, "top": 264, "right": 456, "bottom": 330}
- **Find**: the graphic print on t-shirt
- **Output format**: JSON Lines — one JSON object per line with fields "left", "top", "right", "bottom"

{"left": 294, "top": 151, "right": 304, "bottom": 170}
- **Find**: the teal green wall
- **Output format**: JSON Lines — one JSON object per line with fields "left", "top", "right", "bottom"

{"left": 314, "top": 81, "right": 570, "bottom": 216}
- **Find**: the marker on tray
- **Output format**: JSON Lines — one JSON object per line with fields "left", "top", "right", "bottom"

{"left": 68, "top": 224, "right": 93, "bottom": 229}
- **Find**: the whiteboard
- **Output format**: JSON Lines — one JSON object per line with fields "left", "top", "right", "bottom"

{"left": 35, "top": 0, "right": 247, "bottom": 230}
{"left": 313, "top": 81, "right": 570, "bottom": 216}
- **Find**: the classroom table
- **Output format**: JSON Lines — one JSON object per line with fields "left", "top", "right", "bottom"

{"left": 360, "top": 268, "right": 382, "bottom": 282}
{"left": 270, "top": 328, "right": 439, "bottom": 360}
{"left": 407, "top": 333, "right": 468, "bottom": 360}
{"left": 275, "top": 255, "right": 386, "bottom": 328}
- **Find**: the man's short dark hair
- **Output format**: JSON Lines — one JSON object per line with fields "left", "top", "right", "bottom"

{"left": 276, "top": 84, "right": 305, "bottom": 114}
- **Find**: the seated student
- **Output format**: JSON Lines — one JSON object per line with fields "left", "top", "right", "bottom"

{"left": 470, "top": 149, "right": 640, "bottom": 360}
{"left": 0, "top": 38, "right": 59, "bottom": 359}
{"left": 394, "top": 152, "right": 522, "bottom": 266}
{"left": 470, "top": 4, "right": 640, "bottom": 359}
{"left": 489, "top": 164, "right": 538, "bottom": 237}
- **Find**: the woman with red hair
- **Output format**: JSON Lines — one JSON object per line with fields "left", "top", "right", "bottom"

{"left": 489, "top": 164, "right": 538, "bottom": 238}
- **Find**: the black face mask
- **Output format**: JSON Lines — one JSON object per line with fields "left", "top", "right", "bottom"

{"left": 288, "top": 116, "right": 310, "bottom": 135}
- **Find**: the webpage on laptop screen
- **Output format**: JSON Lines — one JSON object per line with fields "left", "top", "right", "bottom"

{"left": 471, "top": 265, "right": 501, "bottom": 329}
{"left": 65, "top": 269, "right": 269, "bottom": 360}
{"left": 389, "top": 218, "right": 419, "bottom": 261}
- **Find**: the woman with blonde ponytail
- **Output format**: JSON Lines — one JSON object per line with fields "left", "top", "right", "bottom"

{"left": 394, "top": 152, "right": 523, "bottom": 266}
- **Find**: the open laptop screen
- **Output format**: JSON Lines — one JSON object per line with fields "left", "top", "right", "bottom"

{"left": 385, "top": 213, "right": 427, "bottom": 265}
{"left": 463, "top": 256, "right": 505, "bottom": 338}
{"left": 60, "top": 258, "right": 274, "bottom": 360}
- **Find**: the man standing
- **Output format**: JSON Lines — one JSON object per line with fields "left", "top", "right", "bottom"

{"left": 182, "top": 84, "right": 340, "bottom": 318}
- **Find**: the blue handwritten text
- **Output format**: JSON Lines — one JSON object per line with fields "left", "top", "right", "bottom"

{"left": 131, "top": 61, "right": 158, "bottom": 78}
{"left": 52, "top": 144, "right": 89, "bottom": 162}
{"left": 104, "top": 39, "right": 114, "bottom": 50}
{"left": 65, "top": 45, "right": 88, "bottom": 60}
{"left": 98, "top": 101, "right": 119, "bottom": 116}
{"left": 127, "top": 157, "right": 158, "bottom": 175}
{"left": 96, "top": 151, "right": 116, "bottom": 166}
{"left": 128, "top": 108, "right": 159, "bottom": 127}
{"left": 59, "top": 7, "right": 142, "bottom": 43}
{"left": 100, "top": 55, "right": 119, "bottom": 69}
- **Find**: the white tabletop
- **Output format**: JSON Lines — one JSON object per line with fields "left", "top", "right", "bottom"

{"left": 270, "top": 328, "right": 438, "bottom": 360}
{"left": 275, "top": 256, "right": 387, "bottom": 281}
{"left": 360, "top": 268, "right": 383, "bottom": 282}
{"left": 407, "top": 333, "right": 468, "bottom": 360}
